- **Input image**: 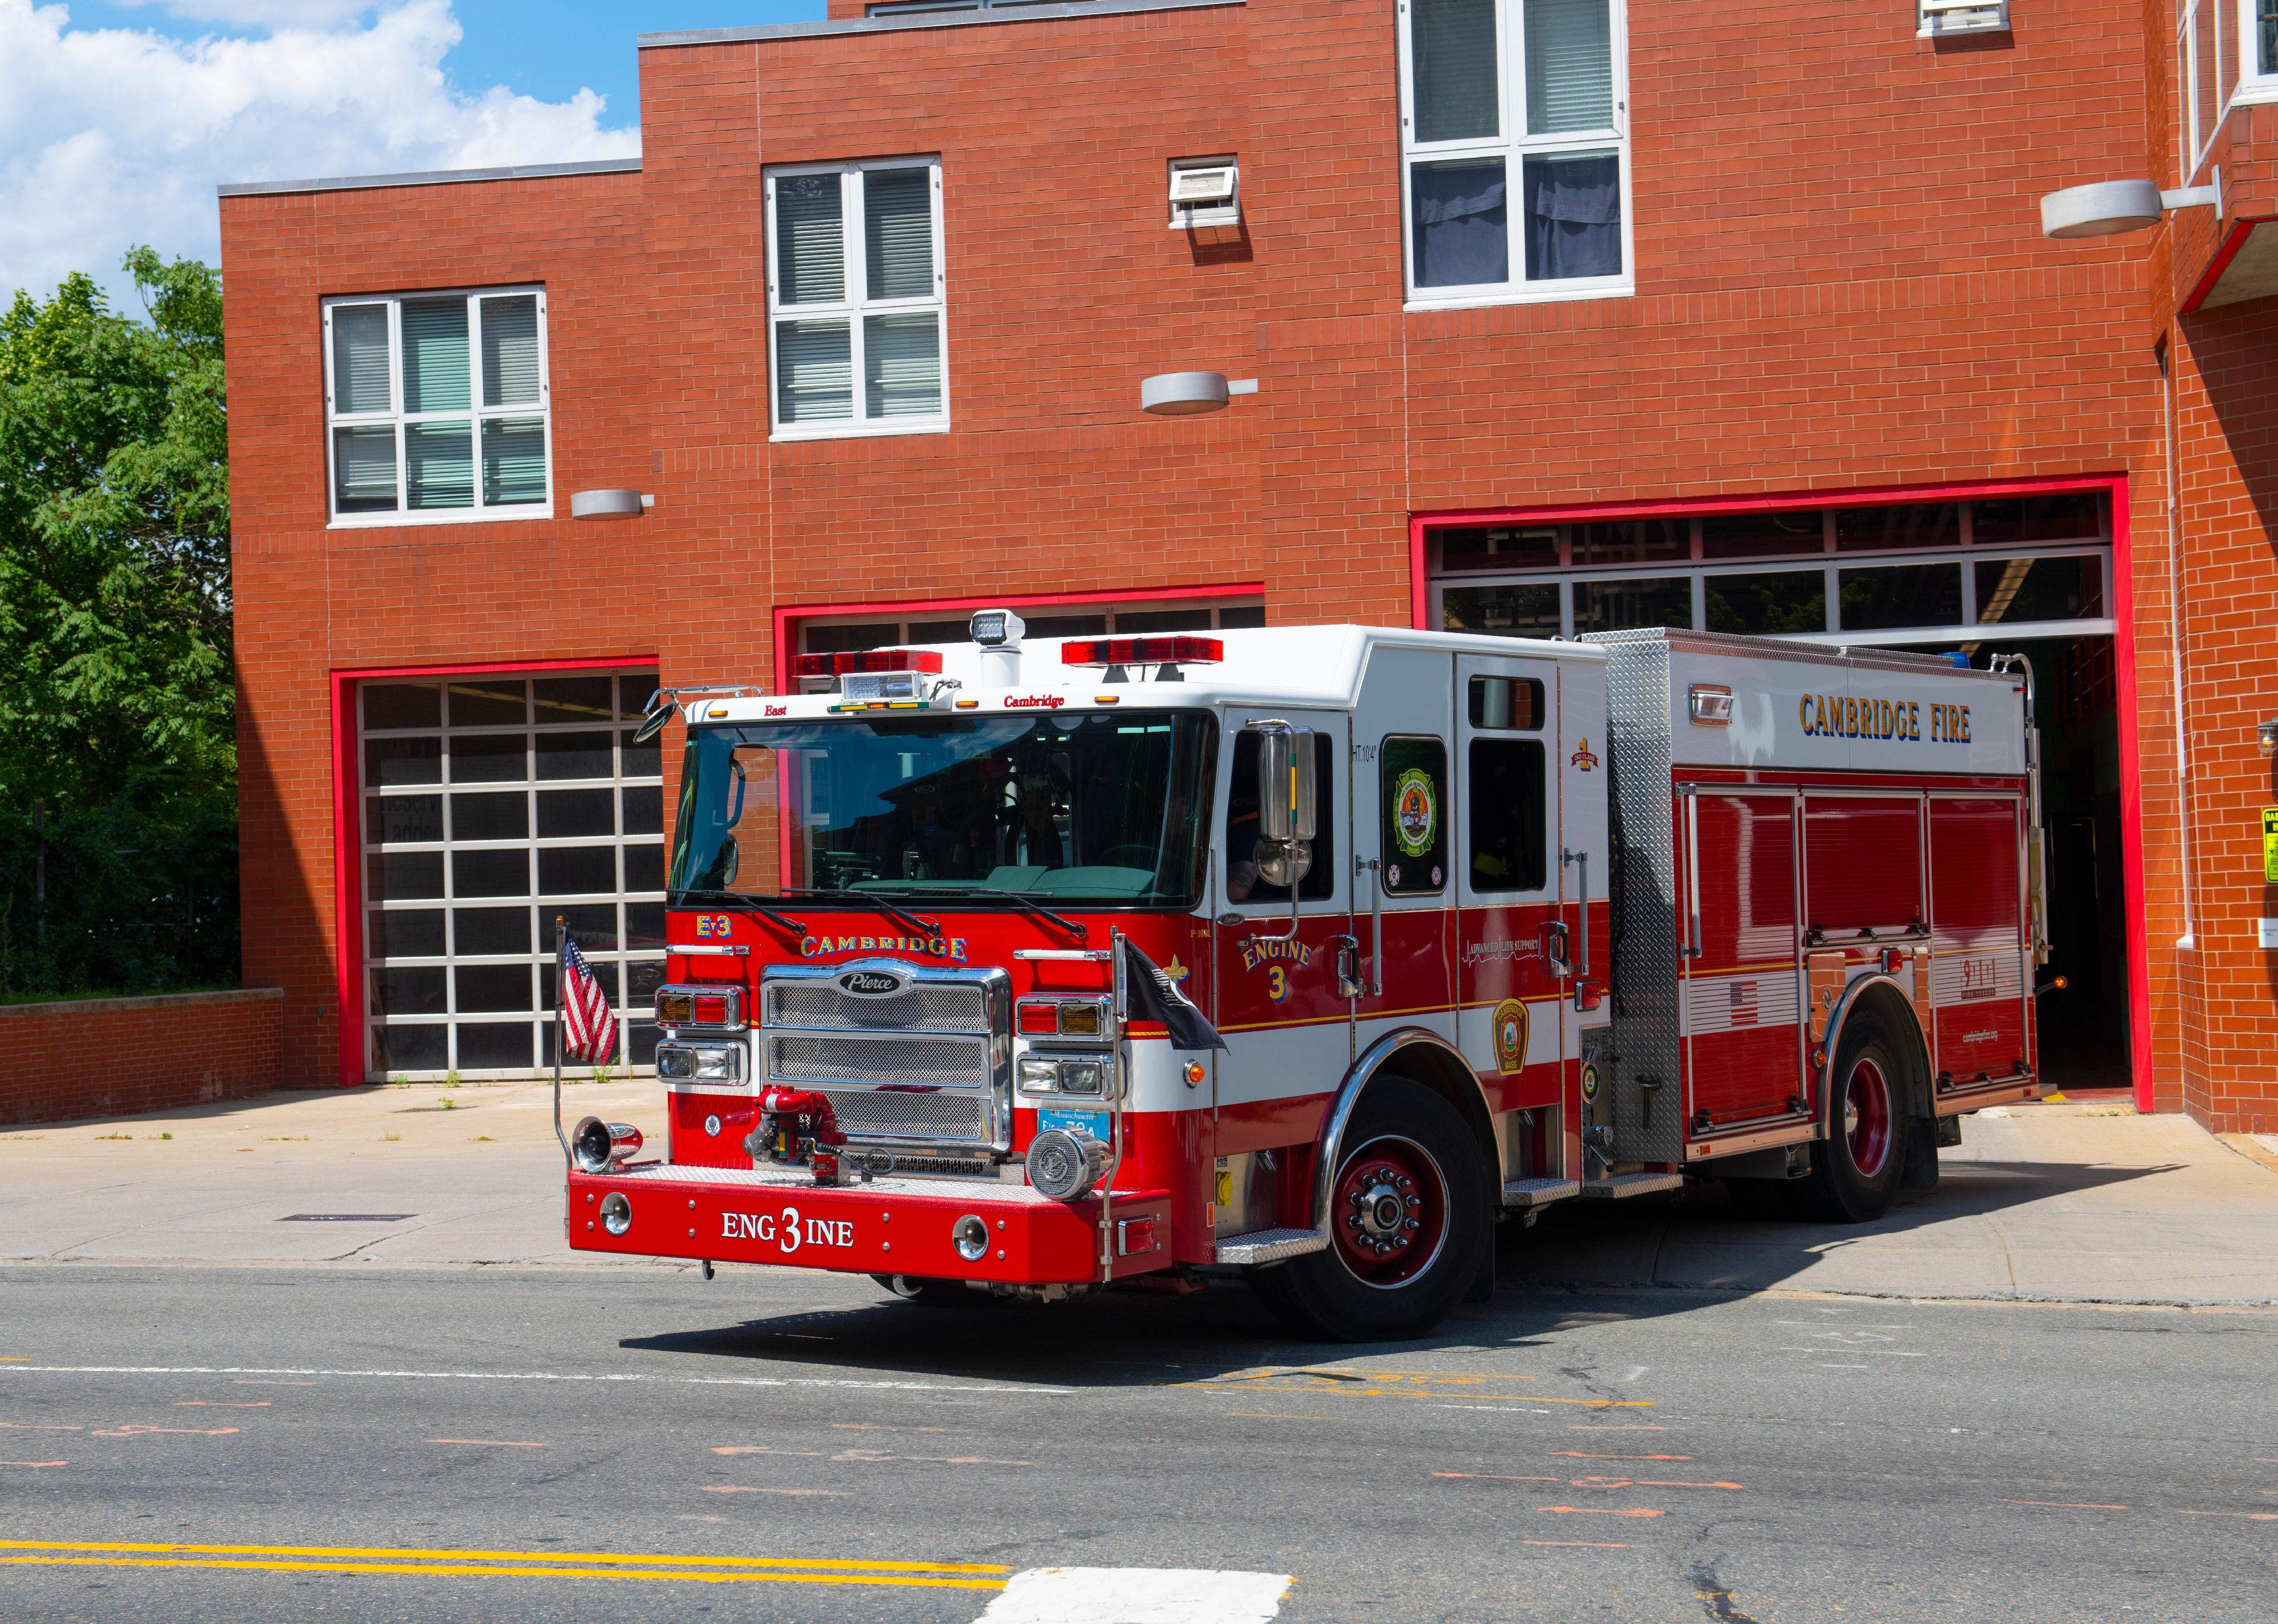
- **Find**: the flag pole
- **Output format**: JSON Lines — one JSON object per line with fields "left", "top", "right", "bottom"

{"left": 552, "top": 914, "right": 572, "bottom": 1171}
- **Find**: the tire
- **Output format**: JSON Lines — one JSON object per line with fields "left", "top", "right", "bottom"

{"left": 1794, "top": 1011, "right": 1908, "bottom": 1223}
{"left": 870, "top": 1274, "right": 984, "bottom": 1307}
{"left": 1249, "top": 1077, "right": 1491, "bottom": 1343}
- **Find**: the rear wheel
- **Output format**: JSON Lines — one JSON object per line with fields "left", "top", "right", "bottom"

{"left": 1795, "top": 1012, "right": 1908, "bottom": 1223}
{"left": 1250, "top": 1078, "right": 1490, "bottom": 1342}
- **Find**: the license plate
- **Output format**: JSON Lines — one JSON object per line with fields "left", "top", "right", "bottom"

{"left": 1038, "top": 1108, "right": 1109, "bottom": 1141}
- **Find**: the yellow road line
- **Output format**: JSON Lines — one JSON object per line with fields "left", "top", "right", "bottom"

{"left": 0, "top": 1556, "right": 1005, "bottom": 1589}
{"left": 0, "top": 1540, "right": 1006, "bottom": 1575}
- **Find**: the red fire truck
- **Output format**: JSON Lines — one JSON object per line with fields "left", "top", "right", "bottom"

{"left": 563, "top": 618, "right": 2049, "bottom": 1339}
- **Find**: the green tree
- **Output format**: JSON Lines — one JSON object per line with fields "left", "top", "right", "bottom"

{"left": 0, "top": 248, "right": 237, "bottom": 997}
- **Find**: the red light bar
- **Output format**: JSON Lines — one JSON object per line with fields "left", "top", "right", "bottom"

{"left": 1061, "top": 636, "right": 1224, "bottom": 668}
{"left": 790, "top": 648, "right": 946, "bottom": 679}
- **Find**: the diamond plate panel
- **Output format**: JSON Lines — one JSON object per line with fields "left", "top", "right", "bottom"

{"left": 1580, "top": 629, "right": 1685, "bottom": 1164}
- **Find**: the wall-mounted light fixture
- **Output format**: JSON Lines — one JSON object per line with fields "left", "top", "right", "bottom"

{"left": 2039, "top": 176, "right": 2220, "bottom": 239}
{"left": 2257, "top": 717, "right": 2277, "bottom": 759}
{"left": 569, "top": 489, "right": 655, "bottom": 520}
{"left": 1139, "top": 372, "right": 1261, "bottom": 416}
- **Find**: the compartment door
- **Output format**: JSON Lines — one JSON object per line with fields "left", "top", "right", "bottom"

{"left": 1928, "top": 794, "right": 2031, "bottom": 1086}
{"left": 1681, "top": 786, "right": 1805, "bottom": 1131}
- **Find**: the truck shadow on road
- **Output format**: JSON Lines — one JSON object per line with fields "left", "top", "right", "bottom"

{"left": 618, "top": 1154, "right": 2177, "bottom": 1390}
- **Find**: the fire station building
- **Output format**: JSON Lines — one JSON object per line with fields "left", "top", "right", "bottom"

{"left": 215, "top": 0, "right": 2278, "bottom": 1133}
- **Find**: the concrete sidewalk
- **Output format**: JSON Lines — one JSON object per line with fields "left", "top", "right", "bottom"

{"left": 5, "top": 1080, "right": 2276, "bottom": 1305}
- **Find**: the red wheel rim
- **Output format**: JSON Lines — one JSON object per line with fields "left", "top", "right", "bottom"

{"left": 1330, "top": 1133, "right": 1448, "bottom": 1288}
{"left": 1843, "top": 1057, "right": 1892, "bottom": 1178}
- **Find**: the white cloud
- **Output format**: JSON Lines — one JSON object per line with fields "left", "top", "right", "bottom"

{"left": 0, "top": 0, "right": 641, "bottom": 307}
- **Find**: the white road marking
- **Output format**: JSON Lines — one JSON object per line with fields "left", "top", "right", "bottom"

{"left": 980, "top": 1568, "right": 1291, "bottom": 1623}
{"left": 0, "top": 1365, "right": 1070, "bottom": 1396}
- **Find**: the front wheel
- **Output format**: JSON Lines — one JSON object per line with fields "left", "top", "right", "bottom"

{"left": 1249, "top": 1077, "right": 1490, "bottom": 1342}
{"left": 1794, "top": 1013, "right": 1908, "bottom": 1223}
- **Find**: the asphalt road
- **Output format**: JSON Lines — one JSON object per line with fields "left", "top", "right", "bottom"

{"left": 1, "top": 1254, "right": 2272, "bottom": 1623}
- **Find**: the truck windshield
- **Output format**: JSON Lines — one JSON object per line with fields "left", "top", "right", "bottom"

{"left": 669, "top": 711, "right": 1217, "bottom": 907}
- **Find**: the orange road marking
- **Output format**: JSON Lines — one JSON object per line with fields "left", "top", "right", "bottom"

{"left": 0, "top": 1460, "right": 67, "bottom": 1467}
{"left": 714, "top": 1446, "right": 821, "bottom": 1457}
{"left": 1552, "top": 1452, "right": 1690, "bottom": 1460}
{"left": 0, "top": 1539, "right": 1006, "bottom": 1575}
{"left": 2002, "top": 1500, "right": 2127, "bottom": 1511}
{"left": 0, "top": 1556, "right": 1000, "bottom": 1590}
{"left": 1523, "top": 1540, "right": 1632, "bottom": 1548}
{"left": 703, "top": 1487, "right": 852, "bottom": 1497}
{"left": 1434, "top": 1472, "right": 1559, "bottom": 1482}
{"left": 1539, "top": 1507, "right": 1664, "bottom": 1517}
{"left": 430, "top": 1438, "right": 545, "bottom": 1447}
{"left": 0, "top": 1358, "right": 29, "bottom": 1362}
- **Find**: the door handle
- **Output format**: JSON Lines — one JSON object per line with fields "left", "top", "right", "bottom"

{"left": 1330, "top": 935, "right": 1362, "bottom": 999}
{"left": 1541, "top": 920, "right": 1570, "bottom": 979}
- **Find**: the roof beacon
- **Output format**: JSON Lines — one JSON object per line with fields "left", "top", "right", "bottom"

{"left": 790, "top": 647, "right": 944, "bottom": 703}
{"left": 1061, "top": 634, "right": 1224, "bottom": 684}
{"left": 970, "top": 609, "right": 1025, "bottom": 686}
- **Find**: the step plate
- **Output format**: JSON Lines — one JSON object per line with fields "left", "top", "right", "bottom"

{"left": 1579, "top": 1172, "right": 1686, "bottom": 1199}
{"left": 1215, "top": 1228, "right": 1329, "bottom": 1265}
{"left": 1501, "top": 1177, "right": 1582, "bottom": 1209}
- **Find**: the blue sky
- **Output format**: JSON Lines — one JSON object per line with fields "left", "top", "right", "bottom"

{"left": 0, "top": 0, "right": 827, "bottom": 305}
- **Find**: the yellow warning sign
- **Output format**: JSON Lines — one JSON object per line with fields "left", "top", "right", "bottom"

{"left": 2265, "top": 807, "right": 2278, "bottom": 883}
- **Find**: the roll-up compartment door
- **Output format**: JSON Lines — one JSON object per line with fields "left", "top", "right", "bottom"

{"left": 1803, "top": 794, "right": 1924, "bottom": 940}
{"left": 1928, "top": 796, "right": 2030, "bottom": 1087}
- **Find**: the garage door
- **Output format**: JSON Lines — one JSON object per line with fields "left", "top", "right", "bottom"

{"left": 358, "top": 667, "right": 665, "bottom": 1080}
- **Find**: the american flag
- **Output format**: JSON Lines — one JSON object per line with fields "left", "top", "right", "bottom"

{"left": 1727, "top": 978, "right": 1760, "bottom": 1029}
{"left": 557, "top": 923, "right": 617, "bottom": 1065}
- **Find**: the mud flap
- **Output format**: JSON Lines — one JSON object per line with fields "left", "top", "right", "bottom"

{"left": 1900, "top": 1119, "right": 1940, "bottom": 1191}
{"left": 1463, "top": 1207, "right": 1498, "bottom": 1305}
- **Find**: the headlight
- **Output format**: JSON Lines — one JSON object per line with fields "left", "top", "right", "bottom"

{"left": 573, "top": 1116, "right": 644, "bottom": 1173}
{"left": 657, "top": 1042, "right": 740, "bottom": 1081}
{"left": 1026, "top": 1127, "right": 1107, "bottom": 1202}
{"left": 1016, "top": 1054, "right": 1114, "bottom": 1096}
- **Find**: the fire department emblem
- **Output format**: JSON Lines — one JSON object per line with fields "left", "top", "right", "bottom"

{"left": 1492, "top": 997, "right": 1528, "bottom": 1075}
{"left": 1569, "top": 738, "right": 1600, "bottom": 772}
{"left": 1392, "top": 768, "right": 1438, "bottom": 857}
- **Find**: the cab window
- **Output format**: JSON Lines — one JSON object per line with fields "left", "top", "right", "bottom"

{"left": 1380, "top": 736, "right": 1448, "bottom": 895}
{"left": 1226, "top": 729, "right": 1336, "bottom": 903}
{"left": 1469, "top": 738, "right": 1547, "bottom": 892}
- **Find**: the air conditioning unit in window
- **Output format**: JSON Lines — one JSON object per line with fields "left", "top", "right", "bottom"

{"left": 1169, "top": 158, "right": 1240, "bottom": 228}
{"left": 1918, "top": 0, "right": 2008, "bottom": 38}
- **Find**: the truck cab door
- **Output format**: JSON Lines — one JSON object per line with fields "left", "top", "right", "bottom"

{"left": 1351, "top": 648, "right": 1458, "bottom": 1051}
{"left": 1454, "top": 652, "right": 1569, "bottom": 1184}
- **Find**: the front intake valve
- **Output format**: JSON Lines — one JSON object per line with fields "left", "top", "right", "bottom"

{"left": 746, "top": 1087, "right": 845, "bottom": 1185}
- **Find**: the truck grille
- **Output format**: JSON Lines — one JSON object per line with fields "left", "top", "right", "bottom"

{"left": 758, "top": 961, "right": 1009, "bottom": 1151}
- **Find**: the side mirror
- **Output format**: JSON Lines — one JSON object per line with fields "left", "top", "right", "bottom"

{"left": 1252, "top": 724, "right": 1317, "bottom": 890}
{"left": 631, "top": 691, "right": 677, "bottom": 744}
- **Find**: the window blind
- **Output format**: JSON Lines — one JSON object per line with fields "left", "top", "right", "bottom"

{"left": 482, "top": 296, "right": 541, "bottom": 408}
{"left": 777, "top": 175, "right": 846, "bottom": 305}
{"left": 482, "top": 418, "right": 548, "bottom": 505}
{"left": 776, "top": 319, "right": 854, "bottom": 421}
{"left": 332, "top": 304, "right": 392, "bottom": 414}
{"left": 865, "top": 313, "right": 942, "bottom": 417}
{"left": 405, "top": 422, "right": 474, "bottom": 509}
{"left": 1411, "top": 0, "right": 1499, "bottom": 143}
{"left": 402, "top": 299, "right": 471, "bottom": 414}
{"left": 865, "top": 169, "right": 934, "bottom": 300}
{"left": 333, "top": 426, "right": 398, "bottom": 512}
{"left": 1525, "top": 0, "right": 1613, "bottom": 134}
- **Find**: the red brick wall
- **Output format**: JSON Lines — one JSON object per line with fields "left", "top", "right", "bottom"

{"left": 0, "top": 990, "right": 284, "bottom": 1126}
{"left": 222, "top": 1, "right": 2189, "bottom": 1096}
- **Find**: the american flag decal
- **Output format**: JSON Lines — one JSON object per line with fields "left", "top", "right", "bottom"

{"left": 557, "top": 924, "right": 617, "bottom": 1065}
{"left": 1727, "top": 980, "right": 1759, "bottom": 1028}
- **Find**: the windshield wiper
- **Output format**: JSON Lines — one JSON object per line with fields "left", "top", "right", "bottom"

{"left": 666, "top": 888, "right": 808, "bottom": 937}
{"left": 781, "top": 889, "right": 940, "bottom": 941}
{"left": 871, "top": 886, "right": 1090, "bottom": 941}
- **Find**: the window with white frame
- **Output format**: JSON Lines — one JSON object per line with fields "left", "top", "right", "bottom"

{"left": 1399, "top": 0, "right": 1629, "bottom": 306}
{"left": 767, "top": 158, "right": 947, "bottom": 438}
{"left": 324, "top": 289, "right": 551, "bottom": 524}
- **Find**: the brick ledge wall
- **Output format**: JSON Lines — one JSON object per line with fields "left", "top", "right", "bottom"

{"left": 0, "top": 987, "right": 286, "bottom": 1126}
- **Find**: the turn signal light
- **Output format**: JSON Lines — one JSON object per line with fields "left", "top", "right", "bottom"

{"left": 1061, "top": 636, "right": 1223, "bottom": 669}
{"left": 1016, "top": 997, "right": 1111, "bottom": 1038}
{"left": 790, "top": 648, "right": 946, "bottom": 678}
